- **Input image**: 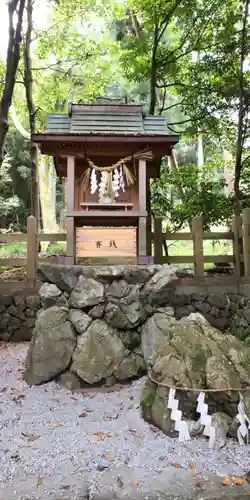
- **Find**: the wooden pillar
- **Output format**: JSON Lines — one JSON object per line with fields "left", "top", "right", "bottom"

{"left": 138, "top": 159, "right": 147, "bottom": 263}
{"left": 66, "top": 156, "right": 75, "bottom": 263}
{"left": 146, "top": 176, "right": 152, "bottom": 256}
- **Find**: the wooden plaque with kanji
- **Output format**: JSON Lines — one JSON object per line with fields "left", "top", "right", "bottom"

{"left": 76, "top": 227, "right": 137, "bottom": 257}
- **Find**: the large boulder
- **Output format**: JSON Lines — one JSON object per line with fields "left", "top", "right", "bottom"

{"left": 24, "top": 306, "right": 76, "bottom": 385}
{"left": 105, "top": 281, "right": 147, "bottom": 329}
{"left": 114, "top": 349, "right": 146, "bottom": 381}
{"left": 39, "top": 283, "right": 67, "bottom": 309}
{"left": 141, "top": 313, "right": 250, "bottom": 438}
{"left": 69, "top": 276, "right": 104, "bottom": 308}
{"left": 141, "top": 309, "right": 175, "bottom": 364}
{"left": 69, "top": 309, "right": 92, "bottom": 334}
{"left": 140, "top": 265, "right": 180, "bottom": 307}
{"left": 71, "top": 319, "right": 127, "bottom": 384}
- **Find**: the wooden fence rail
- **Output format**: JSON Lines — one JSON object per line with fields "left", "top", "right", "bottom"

{"left": 1, "top": 209, "right": 250, "bottom": 287}
{"left": 152, "top": 211, "right": 250, "bottom": 278}
{"left": 0, "top": 216, "right": 67, "bottom": 287}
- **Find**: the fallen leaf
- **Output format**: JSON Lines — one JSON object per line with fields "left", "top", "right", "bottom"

{"left": 189, "top": 463, "right": 197, "bottom": 474}
{"left": 36, "top": 476, "right": 43, "bottom": 488}
{"left": 60, "top": 485, "right": 70, "bottom": 490}
{"left": 0, "top": 387, "right": 7, "bottom": 393}
{"left": 135, "top": 480, "right": 140, "bottom": 487}
{"left": 173, "top": 463, "right": 182, "bottom": 469}
{"left": 222, "top": 476, "right": 233, "bottom": 486}
{"left": 92, "top": 432, "right": 112, "bottom": 441}
{"left": 21, "top": 432, "right": 40, "bottom": 442}
{"left": 52, "top": 423, "right": 64, "bottom": 429}
{"left": 233, "top": 476, "right": 246, "bottom": 485}
{"left": 106, "top": 455, "right": 114, "bottom": 462}
{"left": 195, "top": 479, "right": 204, "bottom": 490}
{"left": 13, "top": 394, "right": 25, "bottom": 402}
{"left": 79, "top": 412, "right": 88, "bottom": 418}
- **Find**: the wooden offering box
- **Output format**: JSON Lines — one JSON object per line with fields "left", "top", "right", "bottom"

{"left": 76, "top": 227, "right": 136, "bottom": 257}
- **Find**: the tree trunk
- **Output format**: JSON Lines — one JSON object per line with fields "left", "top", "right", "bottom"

{"left": 23, "top": 0, "right": 39, "bottom": 219}
{"left": 234, "top": 0, "right": 249, "bottom": 214}
{"left": 149, "top": 27, "right": 158, "bottom": 115}
{"left": 0, "top": 0, "right": 25, "bottom": 164}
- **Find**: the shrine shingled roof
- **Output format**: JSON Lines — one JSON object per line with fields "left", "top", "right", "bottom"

{"left": 45, "top": 104, "right": 173, "bottom": 137}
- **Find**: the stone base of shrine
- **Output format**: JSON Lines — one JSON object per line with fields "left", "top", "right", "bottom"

{"left": 18, "top": 263, "right": 250, "bottom": 388}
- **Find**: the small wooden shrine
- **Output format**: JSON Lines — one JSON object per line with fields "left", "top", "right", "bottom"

{"left": 33, "top": 103, "right": 179, "bottom": 264}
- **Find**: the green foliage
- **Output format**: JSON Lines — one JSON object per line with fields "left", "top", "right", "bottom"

{"left": 151, "top": 160, "right": 233, "bottom": 231}
{"left": 0, "top": 129, "right": 31, "bottom": 231}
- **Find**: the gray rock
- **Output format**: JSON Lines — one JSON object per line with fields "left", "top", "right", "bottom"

{"left": 0, "top": 332, "right": 11, "bottom": 341}
{"left": 7, "top": 304, "right": 25, "bottom": 320}
{"left": 211, "top": 412, "right": 232, "bottom": 449}
{"left": 57, "top": 371, "right": 82, "bottom": 390}
{"left": 205, "top": 314, "right": 229, "bottom": 330}
{"left": 69, "top": 276, "right": 104, "bottom": 308}
{"left": 88, "top": 304, "right": 105, "bottom": 319}
{"left": 114, "top": 351, "right": 146, "bottom": 381}
{"left": 116, "top": 329, "right": 141, "bottom": 350}
{"left": 0, "top": 295, "right": 12, "bottom": 307}
{"left": 71, "top": 319, "right": 126, "bottom": 384}
{"left": 0, "top": 304, "right": 5, "bottom": 314}
{"left": 8, "top": 316, "right": 21, "bottom": 332}
{"left": 105, "top": 280, "right": 131, "bottom": 299}
{"left": 191, "top": 293, "right": 207, "bottom": 302}
{"left": 156, "top": 306, "right": 175, "bottom": 316}
{"left": 210, "top": 307, "right": 220, "bottom": 318}
{"left": 69, "top": 309, "right": 92, "bottom": 334}
{"left": 25, "top": 295, "right": 41, "bottom": 310}
{"left": 105, "top": 301, "right": 147, "bottom": 330}
{"left": 39, "top": 283, "right": 67, "bottom": 309}
{"left": 207, "top": 293, "right": 228, "bottom": 309}
{"left": 123, "top": 265, "right": 161, "bottom": 284}
{"left": 105, "top": 283, "right": 147, "bottom": 329}
{"left": 24, "top": 317, "right": 36, "bottom": 329}
{"left": 243, "top": 309, "right": 250, "bottom": 323}
{"left": 140, "top": 265, "right": 179, "bottom": 307}
{"left": 195, "top": 301, "right": 211, "bottom": 314}
{"left": 25, "top": 308, "right": 36, "bottom": 318}
{"left": 141, "top": 313, "right": 174, "bottom": 364}
{"left": 10, "top": 327, "right": 32, "bottom": 342}
{"left": 13, "top": 295, "right": 25, "bottom": 311}
{"left": 37, "top": 264, "right": 83, "bottom": 292}
{"left": 175, "top": 304, "right": 195, "bottom": 319}
{"left": 0, "top": 312, "right": 10, "bottom": 329}
{"left": 171, "top": 293, "right": 191, "bottom": 307}
{"left": 24, "top": 306, "right": 76, "bottom": 386}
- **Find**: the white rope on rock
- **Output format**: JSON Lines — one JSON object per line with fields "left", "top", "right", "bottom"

{"left": 167, "top": 388, "right": 191, "bottom": 443}
{"left": 196, "top": 392, "right": 215, "bottom": 448}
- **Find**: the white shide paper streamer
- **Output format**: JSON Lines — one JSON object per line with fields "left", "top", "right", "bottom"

{"left": 167, "top": 388, "right": 191, "bottom": 443}
{"left": 90, "top": 168, "right": 98, "bottom": 194}
{"left": 196, "top": 392, "right": 215, "bottom": 448}
{"left": 236, "top": 394, "right": 250, "bottom": 445}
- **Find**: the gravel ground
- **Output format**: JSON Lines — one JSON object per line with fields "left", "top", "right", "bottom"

{"left": 0, "top": 343, "right": 250, "bottom": 500}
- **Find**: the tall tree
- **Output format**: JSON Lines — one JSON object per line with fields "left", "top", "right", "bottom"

{"left": 0, "top": 0, "right": 25, "bottom": 164}
{"left": 23, "top": 0, "right": 39, "bottom": 218}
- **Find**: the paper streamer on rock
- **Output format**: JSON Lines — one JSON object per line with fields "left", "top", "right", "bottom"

{"left": 167, "top": 388, "right": 191, "bottom": 443}
{"left": 196, "top": 392, "right": 215, "bottom": 448}
{"left": 236, "top": 394, "right": 250, "bottom": 445}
